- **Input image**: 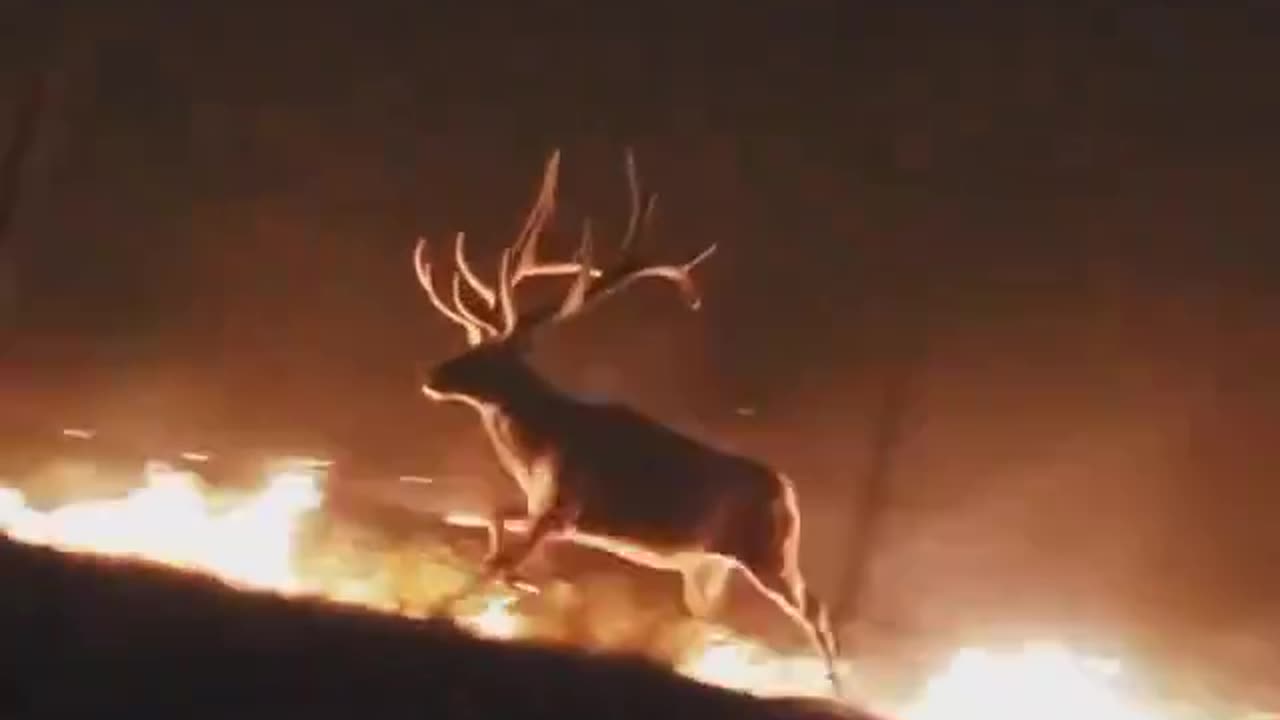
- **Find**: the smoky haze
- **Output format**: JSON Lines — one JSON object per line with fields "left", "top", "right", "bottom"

{"left": 1, "top": 2, "right": 1277, "bottom": 707}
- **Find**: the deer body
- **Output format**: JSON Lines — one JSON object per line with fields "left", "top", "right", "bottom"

{"left": 414, "top": 150, "right": 842, "bottom": 692}
{"left": 451, "top": 362, "right": 781, "bottom": 555}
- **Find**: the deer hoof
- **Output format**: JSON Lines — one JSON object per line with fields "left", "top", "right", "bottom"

{"left": 509, "top": 577, "right": 540, "bottom": 595}
{"left": 493, "top": 569, "right": 539, "bottom": 595}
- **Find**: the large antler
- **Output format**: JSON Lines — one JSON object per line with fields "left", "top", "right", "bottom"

{"left": 414, "top": 149, "right": 716, "bottom": 344}
{"left": 413, "top": 151, "right": 562, "bottom": 345}
{"left": 414, "top": 232, "right": 497, "bottom": 346}
{"left": 500, "top": 149, "right": 718, "bottom": 336}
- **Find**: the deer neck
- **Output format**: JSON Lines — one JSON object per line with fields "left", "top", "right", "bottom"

{"left": 470, "top": 361, "right": 569, "bottom": 492}
{"left": 474, "top": 359, "right": 569, "bottom": 426}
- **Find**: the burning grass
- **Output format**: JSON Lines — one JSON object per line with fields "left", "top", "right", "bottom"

{"left": 0, "top": 529, "right": 871, "bottom": 720}
{"left": 0, "top": 456, "right": 1270, "bottom": 720}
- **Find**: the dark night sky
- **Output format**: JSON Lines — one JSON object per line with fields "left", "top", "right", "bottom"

{"left": 2, "top": 2, "right": 1278, "bottom": 704}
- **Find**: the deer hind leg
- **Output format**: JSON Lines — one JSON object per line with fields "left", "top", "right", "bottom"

{"left": 736, "top": 477, "right": 843, "bottom": 695}
{"left": 680, "top": 555, "right": 733, "bottom": 620}
{"left": 740, "top": 561, "right": 843, "bottom": 697}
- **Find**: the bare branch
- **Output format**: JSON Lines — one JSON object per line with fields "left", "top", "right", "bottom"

{"left": 0, "top": 67, "right": 47, "bottom": 248}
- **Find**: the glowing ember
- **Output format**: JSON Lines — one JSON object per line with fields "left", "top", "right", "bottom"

{"left": 0, "top": 461, "right": 1266, "bottom": 718}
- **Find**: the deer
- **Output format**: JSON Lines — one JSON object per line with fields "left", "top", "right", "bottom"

{"left": 412, "top": 150, "right": 843, "bottom": 692}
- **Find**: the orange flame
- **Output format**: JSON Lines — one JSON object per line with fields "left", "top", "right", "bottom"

{"left": 1, "top": 462, "right": 321, "bottom": 591}
{"left": 0, "top": 461, "right": 1266, "bottom": 719}
{"left": 905, "top": 643, "right": 1159, "bottom": 720}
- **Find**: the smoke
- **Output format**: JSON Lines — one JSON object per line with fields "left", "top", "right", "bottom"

{"left": 1, "top": 3, "right": 1276, "bottom": 706}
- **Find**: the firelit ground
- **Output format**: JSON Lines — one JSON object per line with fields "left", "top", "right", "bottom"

{"left": 0, "top": 534, "right": 879, "bottom": 720}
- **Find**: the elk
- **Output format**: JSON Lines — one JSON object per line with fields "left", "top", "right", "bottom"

{"left": 413, "top": 150, "right": 842, "bottom": 691}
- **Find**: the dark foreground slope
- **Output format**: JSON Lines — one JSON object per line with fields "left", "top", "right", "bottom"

{"left": 0, "top": 536, "right": 878, "bottom": 720}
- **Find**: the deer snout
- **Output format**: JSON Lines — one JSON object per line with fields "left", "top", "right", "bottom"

{"left": 417, "top": 363, "right": 447, "bottom": 400}
{"left": 418, "top": 365, "right": 479, "bottom": 407}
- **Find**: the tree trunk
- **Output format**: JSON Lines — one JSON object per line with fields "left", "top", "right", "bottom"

{"left": 833, "top": 312, "right": 927, "bottom": 658}
{"left": 0, "top": 69, "right": 47, "bottom": 335}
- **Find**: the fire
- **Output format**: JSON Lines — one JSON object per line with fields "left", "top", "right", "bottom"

{"left": 676, "top": 628, "right": 845, "bottom": 700}
{"left": 461, "top": 595, "right": 525, "bottom": 640}
{"left": 0, "top": 460, "right": 1267, "bottom": 719}
{"left": 0, "top": 461, "right": 322, "bottom": 592}
{"left": 905, "top": 643, "right": 1159, "bottom": 720}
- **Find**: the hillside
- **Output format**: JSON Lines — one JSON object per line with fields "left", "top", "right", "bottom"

{"left": 0, "top": 534, "right": 878, "bottom": 720}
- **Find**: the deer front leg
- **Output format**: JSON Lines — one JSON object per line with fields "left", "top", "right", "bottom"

{"left": 427, "top": 505, "right": 568, "bottom": 618}
{"left": 482, "top": 503, "right": 543, "bottom": 594}
{"left": 483, "top": 501, "right": 577, "bottom": 585}
{"left": 480, "top": 449, "right": 559, "bottom": 588}
{"left": 483, "top": 503, "right": 526, "bottom": 565}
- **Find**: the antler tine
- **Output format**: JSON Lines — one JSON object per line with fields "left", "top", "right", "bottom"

{"left": 506, "top": 149, "right": 665, "bottom": 292}
{"left": 413, "top": 236, "right": 484, "bottom": 346}
{"left": 511, "top": 262, "right": 604, "bottom": 281}
{"left": 506, "top": 147, "right": 651, "bottom": 291}
{"left": 451, "top": 273, "right": 500, "bottom": 337}
{"left": 498, "top": 150, "right": 561, "bottom": 336}
{"left": 548, "top": 151, "right": 716, "bottom": 316}
{"left": 555, "top": 218, "right": 595, "bottom": 320}
{"left": 511, "top": 150, "right": 560, "bottom": 279}
{"left": 502, "top": 150, "right": 717, "bottom": 333}
{"left": 567, "top": 239, "right": 718, "bottom": 318}
{"left": 496, "top": 245, "right": 517, "bottom": 337}
{"left": 453, "top": 231, "right": 497, "bottom": 309}
{"left": 620, "top": 147, "right": 643, "bottom": 254}
{"left": 628, "top": 241, "right": 717, "bottom": 308}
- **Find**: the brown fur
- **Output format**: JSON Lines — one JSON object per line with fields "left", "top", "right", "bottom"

{"left": 414, "top": 151, "right": 844, "bottom": 693}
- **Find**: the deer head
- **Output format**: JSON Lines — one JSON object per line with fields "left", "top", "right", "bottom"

{"left": 414, "top": 150, "right": 717, "bottom": 408}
